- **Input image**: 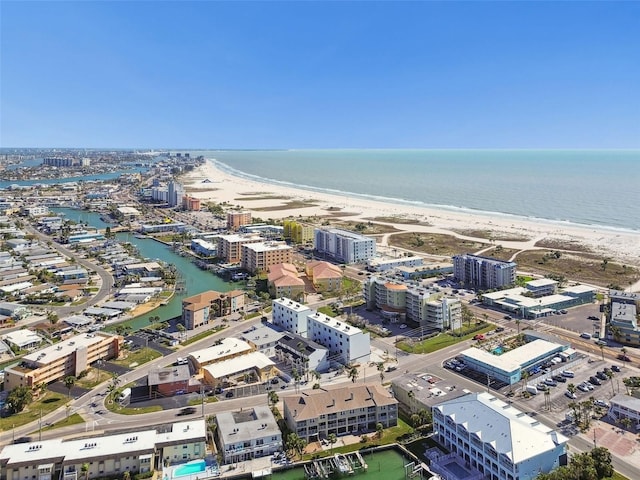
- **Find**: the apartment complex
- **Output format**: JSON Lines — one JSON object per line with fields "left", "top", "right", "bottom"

{"left": 282, "top": 384, "right": 398, "bottom": 442}
{"left": 607, "top": 290, "right": 640, "bottom": 346}
{"left": 305, "top": 261, "right": 343, "bottom": 292}
{"left": 267, "top": 263, "right": 305, "bottom": 300}
{"left": 275, "top": 332, "right": 330, "bottom": 374}
{"left": 366, "top": 255, "right": 424, "bottom": 272}
{"left": 283, "top": 219, "right": 315, "bottom": 244}
{"left": 241, "top": 241, "right": 293, "bottom": 274}
{"left": 363, "top": 276, "right": 462, "bottom": 331}
{"left": 453, "top": 254, "right": 517, "bottom": 290}
{"left": 607, "top": 394, "right": 640, "bottom": 428}
{"left": 216, "top": 234, "right": 263, "bottom": 263}
{"left": 272, "top": 297, "right": 371, "bottom": 365}
{"left": 433, "top": 392, "right": 568, "bottom": 480}
{"left": 181, "top": 289, "right": 246, "bottom": 330}
{"left": 314, "top": 228, "right": 376, "bottom": 264}
{"left": 215, "top": 406, "right": 282, "bottom": 464}
{"left": 0, "top": 420, "right": 206, "bottom": 480}
{"left": 226, "top": 211, "right": 252, "bottom": 231}
{"left": 3, "top": 332, "right": 122, "bottom": 391}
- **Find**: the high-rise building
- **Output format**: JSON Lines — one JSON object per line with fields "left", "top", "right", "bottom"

{"left": 453, "top": 254, "right": 517, "bottom": 290}
{"left": 227, "top": 211, "right": 252, "bottom": 231}
{"left": 314, "top": 228, "right": 376, "bottom": 264}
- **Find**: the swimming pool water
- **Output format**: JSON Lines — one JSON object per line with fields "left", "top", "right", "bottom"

{"left": 173, "top": 460, "right": 206, "bottom": 478}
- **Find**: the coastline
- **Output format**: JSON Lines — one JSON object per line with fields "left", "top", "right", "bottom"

{"left": 181, "top": 159, "right": 640, "bottom": 268}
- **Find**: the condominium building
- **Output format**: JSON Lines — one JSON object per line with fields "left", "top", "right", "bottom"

{"left": 188, "top": 338, "right": 255, "bottom": 371}
{"left": 3, "top": 332, "right": 122, "bottom": 391}
{"left": 432, "top": 392, "right": 568, "bottom": 480}
{"left": 267, "top": 263, "right": 305, "bottom": 300}
{"left": 607, "top": 394, "right": 640, "bottom": 428}
{"left": 241, "top": 241, "right": 293, "bottom": 274}
{"left": 305, "top": 261, "right": 343, "bottom": 292}
{"left": 422, "top": 297, "right": 463, "bottom": 331}
{"left": 283, "top": 219, "right": 315, "bottom": 244}
{"left": 216, "top": 234, "right": 263, "bottom": 263}
{"left": 215, "top": 406, "right": 282, "bottom": 464}
{"left": 227, "top": 211, "right": 252, "bottom": 231}
{"left": 167, "top": 180, "right": 185, "bottom": 208}
{"left": 272, "top": 297, "right": 371, "bottom": 364}
{"left": 453, "top": 254, "right": 517, "bottom": 290}
{"left": 181, "top": 289, "right": 246, "bottom": 330}
{"left": 181, "top": 195, "right": 201, "bottom": 211}
{"left": 274, "top": 333, "right": 330, "bottom": 374}
{"left": 0, "top": 420, "right": 206, "bottom": 479}
{"left": 366, "top": 255, "right": 424, "bottom": 272}
{"left": 282, "top": 384, "right": 398, "bottom": 442}
{"left": 314, "top": 228, "right": 376, "bottom": 264}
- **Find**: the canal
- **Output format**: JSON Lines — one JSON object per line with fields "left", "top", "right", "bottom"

{"left": 52, "top": 207, "right": 241, "bottom": 331}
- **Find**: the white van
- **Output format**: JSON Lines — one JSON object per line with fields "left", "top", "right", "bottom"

{"left": 176, "top": 357, "right": 188, "bottom": 365}
{"left": 526, "top": 385, "right": 538, "bottom": 395}
{"left": 118, "top": 387, "right": 132, "bottom": 402}
{"left": 561, "top": 370, "right": 575, "bottom": 378}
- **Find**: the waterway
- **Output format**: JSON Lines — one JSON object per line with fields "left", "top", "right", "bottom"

{"left": 275, "top": 449, "right": 421, "bottom": 480}
{"left": 51, "top": 207, "right": 241, "bottom": 330}
{"left": 0, "top": 168, "right": 146, "bottom": 189}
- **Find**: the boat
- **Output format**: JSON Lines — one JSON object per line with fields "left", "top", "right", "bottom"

{"left": 334, "top": 454, "right": 353, "bottom": 474}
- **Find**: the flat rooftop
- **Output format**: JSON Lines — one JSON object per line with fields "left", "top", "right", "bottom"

{"left": 190, "top": 338, "right": 253, "bottom": 365}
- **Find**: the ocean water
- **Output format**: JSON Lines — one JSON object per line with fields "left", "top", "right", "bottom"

{"left": 192, "top": 150, "right": 640, "bottom": 232}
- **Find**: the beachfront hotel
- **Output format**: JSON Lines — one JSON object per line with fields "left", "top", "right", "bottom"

{"left": 2, "top": 331, "right": 122, "bottom": 391}
{"left": 181, "top": 289, "right": 246, "bottom": 330}
{"left": 282, "top": 383, "right": 398, "bottom": 442}
{"left": 453, "top": 254, "right": 517, "bottom": 290}
{"left": 272, "top": 297, "right": 371, "bottom": 365}
{"left": 313, "top": 228, "right": 376, "bottom": 264}
{"left": 432, "top": 392, "right": 568, "bottom": 480}
{"left": 0, "top": 419, "right": 206, "bottom": 479}
{"left": 215, "top": 406, "right": 282, "bottom": 464}
{"left": 240, "top": 241, "right": 293, "bottom": 274}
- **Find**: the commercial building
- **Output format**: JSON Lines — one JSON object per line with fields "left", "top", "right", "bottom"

{"left": 607, "top": 394, "right": 640, "bottom": 429}
{"left": 432, "top": 392, "right": 568, "bottom": 480}
{"left": 272, "top": 297, "right": 371, "bottom": 365}
{"left": 202, "top": 351, "right": 277, "bottom": 387}
{"left": 453, "top": 254, "right": 517, "bottom": 290}
{"left": 181, "top": 289, "right": 245, "bottom": 330}
{"left": 241, "top": 241, "right": 293, "bottom": 274}
{"left": 0, "top": 419, "right": 206, "bottom": 479}
{"left": 190, "top": 238, "right": 217, "bottom": 257}
{"left": 282, "top": 384, "right": 398, "bottom": 442}
{"left": 459, "top": 339, "right": 571, "bottom": 386}
{"left": 607, "top": 290, "right": 640, "bottom": 346}
{"left": 216, "top": 233, "right": 263, "bottom": 263}
{"left": 3, "top": 332, "right": 122, "bottom": 391}
{"left": 314, "top": 228, "right": 376, "bottom": 264}
{"left": 215, "top": 406, "right": 282, "bottom": 464}
{"left": 241, "top": 324, "right": 285, "bottom": 357}
{"left": 189, "top": 338, "right": 255, "bottom": 371}
{"left": 391, "top": 372, "right": 468, "bottom": 414}
{"left": 226, "top": 211, "right": 252, "bottom": 231}
{"left": 1, "top": 330, "right": 43, "bottom": 351}
{"left": 283, "top": 219, "right": 314, "bottom": 244}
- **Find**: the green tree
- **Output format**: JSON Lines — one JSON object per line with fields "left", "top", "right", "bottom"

{"left": 348, "top": 365, "right": 359, "bottom": 383}
{"left": 7, "top": 385, "right": 33, "bottom": 413}
{"left": 64, "top": 375, "right": 76, "bottom": 399}
{"left": 81, "top": 463, "right": 90, "bottom": 480}
{"left": 375, "top": 422, "right": 384, "bottom": 439}
{"left": 268, "top": 390, "right": 279, "bottom": 408}
{"left": 589, "top": 446, "right": 613, "bottom": 479}
{"left": 328, "top": 433, "right": 337, "bottom": 453}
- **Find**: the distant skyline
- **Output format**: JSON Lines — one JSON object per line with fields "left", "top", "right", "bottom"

{"left": 1, "top": 1, "right": 639, "bottom": 149}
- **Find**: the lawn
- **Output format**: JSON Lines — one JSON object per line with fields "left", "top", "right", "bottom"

{"left": 0, "top": 391, "right": 70, "bottom": 431}
{"left": 36, "top": 413, "right": 85, "bottom": 433}
{"left": 397, "top": 324, "right": 493, "bottom": 354}
{"left": 181, "top": 326, "right": 225, "bottom": 346}
{"left": 111, "top": 347, "right": 162, "bottom": 367}
{"left": 75, "top": 368, "right": 113, "bottom": 389}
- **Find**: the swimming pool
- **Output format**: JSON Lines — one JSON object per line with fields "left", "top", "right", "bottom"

{"left": 492, "top": 346, "right": 504, "bottom": 355}
{"left": 173, "top": 460, "right": 206, "bottom": 478}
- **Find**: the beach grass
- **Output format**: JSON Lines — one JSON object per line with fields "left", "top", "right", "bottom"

{"left": 331, "top": 220, "right": 400, "bottom": 235}
{"left": 451, "top": 229, "right": 531, "bottom": 241}
{"left": 253, "top": 200, "right": 320, "bottom": 211}
{"left": 388, "top": 232, "right": 487, "bottom": 257}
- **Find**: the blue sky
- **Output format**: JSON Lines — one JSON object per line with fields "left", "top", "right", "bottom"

{"left": 1, "top": 1, "right": 639, "bottom": 149}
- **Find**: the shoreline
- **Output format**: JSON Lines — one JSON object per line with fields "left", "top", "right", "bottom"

{"left": 181, "top": 159, "right": 640, "bottom": 268}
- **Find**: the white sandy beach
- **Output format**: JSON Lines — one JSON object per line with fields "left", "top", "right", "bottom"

{"left": 181, "top": 160, "right": 640, "bottom": 269}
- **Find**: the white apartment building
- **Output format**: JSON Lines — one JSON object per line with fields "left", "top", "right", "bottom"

{"left": 314, "top": 228, "right": 376, "bottom": 264}
{"left": 366, "top": 255, "right": 424, "bottom": 272}
{"left": 215, "top": 406, "right": 282, "bottom": 464}
{"left": 272, "top": 297, "right": 371, "bottom": 365}
{"left": 453, "top": 254, "right": 517, "bottom": 290}
{"left": 432, "top": 392, "right": 568, "bottom": 480}
{"left": 272, "top": 297, "right": 312, "bottom": 336}
{"left": 607, "top": 394, "right": 640, "bottom": 428}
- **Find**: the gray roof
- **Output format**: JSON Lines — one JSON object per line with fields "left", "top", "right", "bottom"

{"left": 216, "top": 406, "right": 280, "bottom": 447}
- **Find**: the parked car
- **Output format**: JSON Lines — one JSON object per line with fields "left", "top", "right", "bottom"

{"left": 504, "top": 315, "right": 512, "bottom": 320}
{"left": 577, "top": 383, "right": 590, "bottom": 392}
{"left": 612, "top": 365, "right": 621, "bottom": 372}
{"left": 618, "top": 354, "right": 631, "bottom": 362}
{"left": 596, "top": 371, "right": 608, "bottom": 380}
{"left": 495, "top": 326, "right": 505, "bottom": 333}
{"left": 225, "top": 391, "right": 235, "bottom": 398}
{"left": 561, "top": 370, "right": 575, "bottom": 378}
{"left": 594, "top": 400, "right": 609, "bottom": 408}
{"left": 580, "top": 332, "right": 592, "bottom": 339}
{"left": 588, "top": 315, "right": 599, "bottom": 320}
{"left": 473, "top": 334, "right": 485, "bottom": 341}
{"left": 589, "top": 376, "right": 602, "bottom": 386}
{"left": 544, "top": 378, "right": 558, "bottom": 387}
{"left": 565, "top": 391, "right": 577, "bottom": 399}
{"left": 552, "top": 375, "right": 567, "bottom": 383}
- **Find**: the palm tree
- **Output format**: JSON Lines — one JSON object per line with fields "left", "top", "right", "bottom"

{"left": 64, "top": 375, "right": 76, "bottom": 399}
{"left": 515, "top": 319, "right": 521, "bottom": 334}
{"left": 81, "top": 463, "right": 89, "bottom": 480}
{"left": 599, "top": 344, "right": 605, "bottom": 362}
{"left": 348, "top": 366, "right": 359, "bottom": 383}
{"left": 377, "top": 362, "right": 385, "bottom": 384}
{"left": 567, "top": 383, "right": 577, "bottom": 396}
{"left": 311, "top": 370, "right": 321, "bottom": 387}
{"left": 520, "top": 370, "right": 529, "bottom": 392}
{"left": 327, "top": 433, "right": 337, "bottom": 454}
{"left": 605, "top": 370, "right": 615, "bottom": 396}
{"left": 376, "top": 422, "right": 384, "bottom": 439}
{"left": 268, "top": 390, "right": 279, "bottom": 408}
{"left": 544, "top": 389, "right": 551, "bottom": 411}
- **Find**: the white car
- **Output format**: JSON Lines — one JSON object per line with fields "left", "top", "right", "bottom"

{"left": 565, "top": 391, "right": 577, "bottom": 399}
{"left": 399, "top": 324, "right": 407, "bottom": 329}
{"left": 594, "top": 400, "right": 609, "bottom": 408}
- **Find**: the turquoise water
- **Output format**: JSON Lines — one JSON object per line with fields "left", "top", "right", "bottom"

{"left": 492, "top": 346, "right": 504, "bottom": 355}
{"left": 275, "top": 449, "right": 415, "bottom": 480}
{"left": 51, "top": 207, "right": 112, "bottom": 230}
{"left": 173, "top": 460, "right": 206, "bottom": 478}
{"left": 194, "top": 149, "right": 640, "bottom": 232}
{"left": 0, "top": 168, "right": 146, "bottom": 188}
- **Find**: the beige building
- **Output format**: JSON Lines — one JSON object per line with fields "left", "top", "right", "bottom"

{"left": 241, "top": 241, "right": 293, "bottom": 274}
{"left": 217, "top": 234, "right": 263, "bottom": 263}
{"left": 3, "top": 332, "right": 122, "bottom": 391}
{"left": 189, "top": 338, "right": 255, "bottom": 371}
{"left": 227, "top": 211, "right": 252, "bottom": 231}
{"left": 282, "top": 383, "right": 398, "bottom": 442}
{"left": 181, "top": 289, "right": 245, "bottom": 330}
{"left": 305, "top": 260, "right": 343, "bottom": 292}
{"left": 0, "top": 419, "right": 206, "bottom": 479}
{"left": 283, "top": 219, "right": 315, "bottom": 244}
{"left": 202, "top": 351, "right": 277, "bottom": 387}
{"left": 267, "top": 263, "right": 305, "bottom": 300}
